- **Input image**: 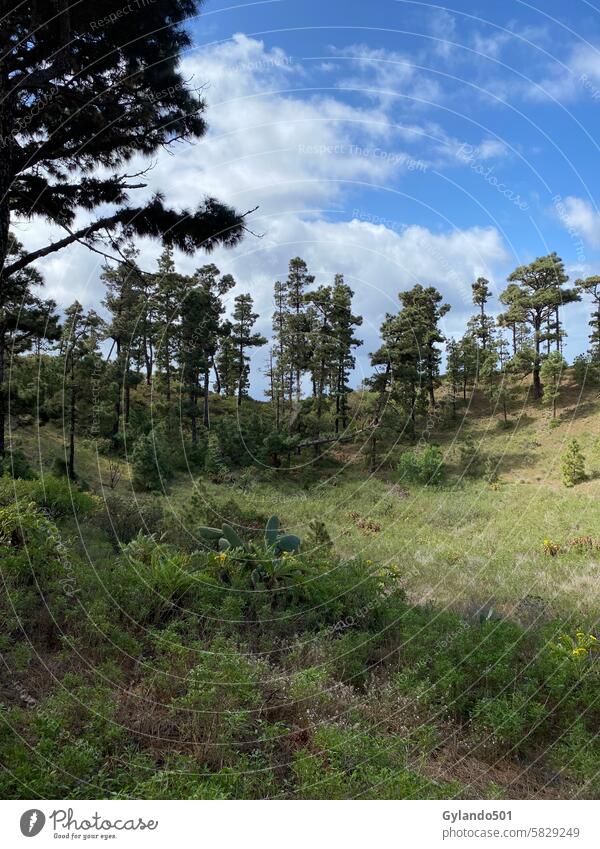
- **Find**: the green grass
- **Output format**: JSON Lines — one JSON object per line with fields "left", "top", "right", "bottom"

{"left": 11, "top": 374, "right": 600, "bottom": 621}
{"left": 4, "top": 375, "right": 600, "bottom": 799}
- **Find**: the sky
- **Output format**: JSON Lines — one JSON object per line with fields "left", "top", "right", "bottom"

{"left": 17, "top": 0, "right": 600, "bottom": 393}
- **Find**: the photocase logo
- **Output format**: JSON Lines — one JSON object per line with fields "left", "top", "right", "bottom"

{"left": 20, "top": 810, "right": 46, "bottom": 837}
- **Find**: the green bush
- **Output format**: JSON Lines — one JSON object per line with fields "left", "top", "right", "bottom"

{"left": 562, "top": 439, "right": 586, "bottom": 487}
{"left": 0, "top": 475, "right": 94, "bottom": 519}
{"left": 92, "top": 492, "right": 164, "bottom": 546}
{"left": 397, "top": 443, "right": 445, "bottom": 485}
{"left": 115, "top": 533, "right": 200, "bottom": 624}
{"left": 131, "top": 431, "right": 173, "bottom": 491}
{"left": 0, "top": 449, "right": 35, "bottom": 480}
{"left": 458, "top": 435, "right": 486, "bottom": 477}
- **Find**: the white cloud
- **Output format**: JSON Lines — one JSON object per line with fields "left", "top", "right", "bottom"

{"left": 205, "top": 215, "right": 509, "bottom": 392}
{"left": 527, "top": 42, "right": 600, "bottom": 102}
{"left": 12, "top": 31, "right": 510, "bottom": 396}
{"left": 428, "top": 9, "right": 458, "bottom": 59}
{"left": 554, "top": 195, "right": 600, "bottom": 247}
{"left": 329, "top": 43, "right": 442, "bottom": 107}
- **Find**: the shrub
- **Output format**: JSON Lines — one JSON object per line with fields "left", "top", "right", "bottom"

{"left": 131, "top": 431, "right": 173, "bottom": 492}
{"left": 50, "top": 456, "right": 69, "bottom": 477}
{"left": 397, "top": 444, "right": 445, "bottom": 485}
{"left": 0, "top": 501, "right": 65, "bottom": 588}
{"left": 561, "top": 439, "right": 586, "bottom": 487}
{"left": 0, "top": 475, "right": 95, "bottom": 519}
{"left": 458, "top": 435, "right": 486, "bottom": 477}
{"left": 0, "top": 449, "right": 35, "bottom": 480}
{"left": 472, "top": 693, "right": 546, "bottom": 752}
{"left": 92, "top": 492, "right": 164, "bottom": 546}
{"left": 115, "top": 533, "right": 199, "bottom": 624}
{"left": 170, "top": 635, "right": 265, "bottom": 765}
{"left": 204, "top": 432, "right": 231, "bottom": 482}
{"left": 573, "top": 354, "right": 593, "bottom": 386}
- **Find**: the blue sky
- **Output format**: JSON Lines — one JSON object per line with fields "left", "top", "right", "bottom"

{"left": 24, "top": 1, "right": 600, "bottom": 391}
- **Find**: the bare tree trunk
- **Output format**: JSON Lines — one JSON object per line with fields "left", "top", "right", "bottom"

{"left": 190, "top": 387, "right": 198, "bottom": 444}
{"left": 533, "top": 316, "right": 542, "bottom": 398}
{"left": 68, "top": 361, "right": 76, "bottom": 479}
{"left": 203, "top": 366, "right": 210, "bottom": 429}
{"left": 0, "top": 333, "right": 5, "bottom": 459}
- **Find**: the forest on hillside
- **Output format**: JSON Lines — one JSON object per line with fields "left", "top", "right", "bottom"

{"left": 5, "top": 239, "right": 600, "bottom": 485}
{"left": 2, "top": 0, "right": 600, "bottom": 807}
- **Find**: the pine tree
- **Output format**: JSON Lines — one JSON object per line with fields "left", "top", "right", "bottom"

{"left": 0, "top": 235, "right": 60, "bottom": 456}
{"left": 180, "top": 288, "right": 209, "bottom": 444}
{"left": 230, "top": 294, "right": 267, "bottom": 405}
{"left": 540, "top": 350, "right": 567, "bottom": 418}
{"left": 492, "top": 360, "right": 519, "bottom": 423}
{"left": 398, "top": 285, "right": 450, "bottom": 408}
{"left": 445, "top": 338, "right": 461, "bottom": 417}
{"left": 478, "top": 345, "right": 499, "bottom": 410}
{"left": 101, "top": 246, "right": 145, "bottom": 436}
{"left": 468, "top": 277, "right": 495, "bottom": 354}
{"left": 284, "top": 257, "right": 314, "bottom": 402}
{"left": 180, "top": 265, "right": 235, "bottom": 433}
{"left": 330, "top": 275, "right": 363, "bottom": 432}
{"left": 153, "top": 247, "right": 187, "bottom": 405}
{"left": 371, "top": 304, "right": 423, "bottom": 438}
{"left": 561, "top": 439, "right": 586, "bottom": 487}
{"left": 270, "top": 280, "right": 288, "bottom": 426}
{"left": 215, "top": 322, "right": 237, "bottom": 397}
{"left": 497, "top": 284, "right": 530, "bottom": 355}
{"left": 1, "top": 2, "right": 246, "bottom": 296}
{"left": 575, "top": 275, "right": 600, "bottom": 375}
{"left": 60, "top": 302, "right": 105, "bottom": 478}
{"left": 500, "top": 254, "right": 579, "bottom": 398}
{"left": 305, "top": 285, "right": 334, "bottom": 417}
{"left": 457, "top": 335, "right": 479, "bottom": 400}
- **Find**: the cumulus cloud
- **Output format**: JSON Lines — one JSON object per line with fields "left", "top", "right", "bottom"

{"left": 206, "top": 215, "right": 509, "bottom": 392}
{"left": 329, "top": 43, "right": 442, "bottom": 107}
{"left": 14, "top": 32, "right": 511, "bottom": 392}
{"left": 527, "top": 42, "right": 600, "bottom": 102}
{"left": 554, "top": 195, "right": 600, "bottom": 247}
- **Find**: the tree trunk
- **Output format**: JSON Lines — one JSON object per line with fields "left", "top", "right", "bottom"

{"left": 427, "top": 350, "right": 436, "bottom": 407}
{"left": 190, "top": 386, "right": 198, "bottom": 444}
{"left": 0, "top": 56, "right": 14, "bottom": 459}
{"left": 0, "top": 332, "right": 5, "bottom": 459}
{"left": 428, "top": 382, "right": 435, "bottom": 408}
{"left": 68, "top": 361, "right": 76, "bottom": 479}
{"left": 125, "top": 377, "right": 131, "bottom": 425}
{"left": 237, "top": 341, "right": 244, "bottom": 406}
{"left": 533, "top": 316, "right": 542, "bottom": 398}
{"left": 0, "top": 55, "right": 13, "bottom": 279}
{"left": 112, "top": 339, "right": 121, "bottom": 436}
{"left": 203, "top": 366, "right": 210, "bottom": 428}
{"left": 144, "top": 334, "right": 153, "bottom": 385}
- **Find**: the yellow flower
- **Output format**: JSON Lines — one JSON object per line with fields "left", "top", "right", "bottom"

{"left": 572, "top": 647, "right": 587, "bottom": 657}
{"left": 366, "top": 559, "right": 373, "bottom": 565}
{"left": 218, "top": 552, "right": 228, "bottom": 562}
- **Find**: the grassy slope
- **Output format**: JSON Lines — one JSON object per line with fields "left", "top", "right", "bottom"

{"left": 5, "top": 376, "right": 600, "bottom": 800}
{"left": 12, "top": 373, "right": 600, "bottom": 622}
